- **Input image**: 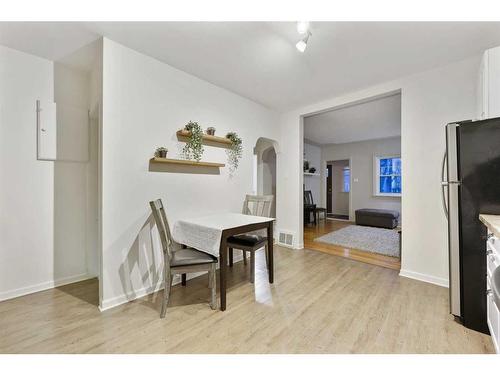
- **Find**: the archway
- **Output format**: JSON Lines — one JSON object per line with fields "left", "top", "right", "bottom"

{"left": 253, "top": 137, "right": 279, "bottom": 219}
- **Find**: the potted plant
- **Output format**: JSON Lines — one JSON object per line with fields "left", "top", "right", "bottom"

{"left": 303, "top": 160, "right": 310, "bottom": 171}
{"left": 206, "top": 126, "right": 216, "bottom": 136}
{"left": 154, "top": 147, "right": 168, "bottom": 158}
{"left": 182, "top": 121, "right": 204, "bottom": 161}
{"left": 225, "top": 132, "right": 243, "bottom": 175}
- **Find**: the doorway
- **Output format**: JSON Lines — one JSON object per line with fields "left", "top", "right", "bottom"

{"left": 301, "top": 91, "right": 402, "bottom": 271}
{"left": 326, "top": 160, "right": 350, "bottom": 220}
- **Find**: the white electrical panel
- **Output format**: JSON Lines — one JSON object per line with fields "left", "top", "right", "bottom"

{"left": 36, "top": 100, "right": 57, "bottom": 161}
{"left": 36, "top": 100, "right": 90, "bottom": 162}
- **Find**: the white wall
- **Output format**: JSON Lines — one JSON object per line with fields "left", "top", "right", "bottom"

{"left": 0, "top": 45, "right": 100, "bottom": 301}
{"left": 321, "top": 137, "right": 401, "bottom": 220}
{"left": 0, "top": 46, "right": 56, "bottom": 300}
{"left": 88, "top": 42, "right": 102, "bottom": 280}
{"left": 0, "top": 46, "right": 98, "bottom": 300}
{"left": 53, "top": 62, "right": 94, "bottom": 283}
{"left": 277, "top": 56, "right": 479, "bottom": 287}
{"left": 303, "top": 142, "right": 321, "bottom": 204}
{"left": 53, "top": 48, "right": 101, "bottom": 284}
{"left": 100, "top": 39, "right": 280, "bottom": 310}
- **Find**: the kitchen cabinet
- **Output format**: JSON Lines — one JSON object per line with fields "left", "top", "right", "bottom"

{"left": 479, "top": 214, "right": 500, "bottom": 353}
{"left": 477, "top": 46, "right": 500, "bottom": 120}
{"left": 486, "top": 233, "right": 500, "bottom": 353}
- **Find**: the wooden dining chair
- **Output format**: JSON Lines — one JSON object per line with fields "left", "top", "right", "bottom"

{"left": 303, "top": 190, "right": 316, "bottom": 225}
{"left": 227, "top": 194, "right": 274, "bottom": 283}
{"left": 149, "top": 199, "right": 218, "bottom": 318}
{"left": 304, "top": 190, "right": 326, "bottom": 224}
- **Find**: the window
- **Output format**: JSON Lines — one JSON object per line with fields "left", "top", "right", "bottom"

{"left": 374, "top": 156, "right": 401, "bottom": 196}
{"left": 342, "top": 167, "right": 350, "bottom": 193}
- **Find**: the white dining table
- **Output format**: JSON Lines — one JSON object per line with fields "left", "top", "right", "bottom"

{"left": 172, "top": 212, "right": 275, "bottom": 310}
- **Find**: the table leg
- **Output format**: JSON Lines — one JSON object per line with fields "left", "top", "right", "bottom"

{"left": 229, "top": 247, "right": 233, "bottom": 267}
{"left": 267, "top": 222, "right": 274, "bottom": 284}
{"left": 219, "top": 234, "right": 227, "bottom": 311}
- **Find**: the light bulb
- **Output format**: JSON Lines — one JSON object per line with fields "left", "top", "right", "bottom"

{"left": 297, "top": 21, "right": 310, "bottom": 34}
{"left": 296, "top": 33, "right": 310, "bottom": 53}
{"left": 296, "top": 40, "right": 307, "bottom": 53}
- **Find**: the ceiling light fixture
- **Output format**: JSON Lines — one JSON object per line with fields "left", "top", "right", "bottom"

{"left": 296, "top": 32, "right": 311, "bottom": 53}
{"left": 297, "top": 21, "right": 310, "bottom": 35}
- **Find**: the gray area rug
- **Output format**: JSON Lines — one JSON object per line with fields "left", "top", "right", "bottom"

{"left": 314, "top": 225, "right": 400, "bottom": 257}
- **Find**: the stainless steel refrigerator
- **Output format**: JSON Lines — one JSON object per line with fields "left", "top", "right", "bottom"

{"left": 442, "top": 118, "right": 500, "bottom": 334}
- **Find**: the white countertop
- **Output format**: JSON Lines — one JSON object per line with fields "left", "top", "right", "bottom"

{"left": 479, "top": 214, "right": 500, "bottom": 238}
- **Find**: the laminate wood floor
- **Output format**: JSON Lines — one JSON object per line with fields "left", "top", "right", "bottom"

{"left": 305, "top": 220, "right": 401, "bottom": 270}
{"left": 0, "top": 246, "right": 493, "bottom": 353}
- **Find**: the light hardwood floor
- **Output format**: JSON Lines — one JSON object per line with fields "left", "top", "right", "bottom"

{"left": 304, "top": 219, "right": 401, "bottom": 270}
{"left": 0, "top": 246, "right": 493, "bottom": 353}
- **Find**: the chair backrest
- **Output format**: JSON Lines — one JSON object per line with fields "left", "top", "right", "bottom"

{"left": 242, "top": 194, "right": 274, "bottom": 218}
{"left": 149, "top": 199, "right": 173, "bottom": 262}
{"left": 304, "top": 190, "right": 314, "bottom": 205}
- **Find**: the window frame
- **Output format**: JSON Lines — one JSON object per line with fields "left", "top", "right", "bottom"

{"left": 373, "top": 154, "right": 401, "bottom": 197}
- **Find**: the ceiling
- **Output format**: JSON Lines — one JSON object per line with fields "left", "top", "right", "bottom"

{"left": 304, "top": 93, "right": 401, "bottom": 145}
{"left": 1, "top": 22, "right": 500, "bottom": 110}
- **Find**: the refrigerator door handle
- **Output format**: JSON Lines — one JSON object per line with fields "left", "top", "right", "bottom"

{"left": 441, "top": 151, "right": 449, "bottom": 219}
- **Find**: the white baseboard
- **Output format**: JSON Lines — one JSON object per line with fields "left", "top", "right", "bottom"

{"left": 275, "top": 242, "right": 298, "bottom": 249}
{"left": 399, "top": 269, "right": 449, "bottom": 288}
{"left": 0, "top": 273, "right": 93, "bottom": 302}
{"left": 99, "top": 253, "right": 248, "bottom": 311}
{"left": 99, "top": 283, "right": 163, "bottom": 311}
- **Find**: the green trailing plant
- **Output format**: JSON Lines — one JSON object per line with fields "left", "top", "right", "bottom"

{"left": 182, "top": 121, "right": 204, "bottom": 161}
{"left": 225, "top": 132, "right": 243, "bottom": 175}
{"left": 154, "top": 147, "right": 168, "bottom": 158}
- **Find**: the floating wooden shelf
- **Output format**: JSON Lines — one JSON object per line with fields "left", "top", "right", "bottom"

{"left": 149, "top": 157, "right": 225, "bottom": 168}
{"left": 176, "top": 129, "right": 232, "bottom": 147}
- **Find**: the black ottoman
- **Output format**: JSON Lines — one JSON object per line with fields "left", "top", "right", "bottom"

{"left": 355, "top": 208, "right": 399, "bottom": 229}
